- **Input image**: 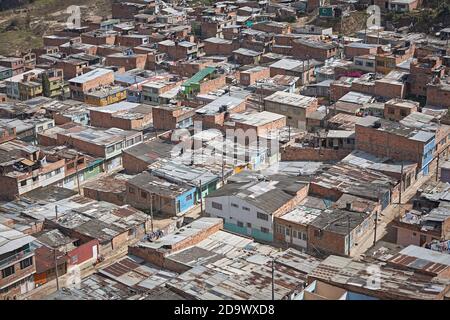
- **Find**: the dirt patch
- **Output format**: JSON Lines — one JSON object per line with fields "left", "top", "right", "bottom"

{"left": 0, "top": 0, "right": 112, "bottom": 55}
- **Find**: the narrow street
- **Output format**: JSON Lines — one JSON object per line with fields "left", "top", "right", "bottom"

{"left": 351, "top": 173, "right": 434, "bottom": 259}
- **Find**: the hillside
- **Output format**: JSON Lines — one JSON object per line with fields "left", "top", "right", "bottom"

{"left": 0, "top": 0, "right": 112, "bottom": 56}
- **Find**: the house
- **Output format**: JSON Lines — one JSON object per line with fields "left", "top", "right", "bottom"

{"left": 239, "top": 66, "right": 270, "bottom": 86}
{"left": 158, "top": 40, "right": 199, "bottom": 61}
{"left": 310, "top": 162, "right": 397, "bottom": 210}
{"left": 5, "top": 69, "right": 45, "bottom": 100}
{"left": 264, "top": 91, "right": 318, "bottom": 129}
{"left": 82, "top": 174, "right": 129, "bottom": 206}
{"left": 269, "top": 58, "right": 318, "bottom": 86}
{"left": 374, "top": 0, "right": 421, "bottom": 12}
{"left": 0, "top": 57, "right": 25, "bottom": 76}
{"left": 45, "top": 201, "right": 151, "bottom": 257}
{"left": 0, "top": 140, "right": 66, "bottom": 200}
{"left": 344, "top": 43, "right": 380, "bottom": 59}
{"left": 33, "top": 245, "right": 68, "bottom": 287}
{"left": 122, "top": 138, "right": 177, "bottom": 174}
{"left": 194, "top": 95, "right": 247, "bottom": 129}
{"left": 355, "top": 116, "right": 437, "bottom": 176}
{"left": 84, "top": 85, "right": 127, "bottom": 107}
{"left": 68, "top": 68, "right": 114, "bottom": 101}
{"left": 203, "top": 37, "right": 237, "bottom": 56}
{"left": 205, "top": 173, "right": 309, "bottom": 242}
{"left": 307, "top": 255, "right": 450, "bottom": 299}
{"left": 292, "top": 39, "right": 337, "bottom": 61}
{"left": 0, "top": 224, "right": 37, "bottom": 299}
{"left": 334, "top": 92, "right": 375, "bottom": 116}
{"left": 384, "top": 99, "right": 419, "bottom": 122}
{"left": 0, "top": 66, "right": 13, "bottom": 81}
{"left": 181, "top": 67, "right": 226, "bottom": 98}
{"left": 38, "top": 124, "right": 143, "bottom": 172}
{"left": 149, "top": 160, "right": 219, "bottom": 200}
{"left": 233, "top": 48, "right": 263, "bottom": 65}
{"left": 129, "top": 217, "right": 322, "bottom": 299}
{"left": 152, "top": 105, "right": 194, "bottom": 130}
{"left": 89, "top": 101, "right": 153, "bottom": 130}
{"left": 125, "top": 171, "right": 197, "bottom": 217}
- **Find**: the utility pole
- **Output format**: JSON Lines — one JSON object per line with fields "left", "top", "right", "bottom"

{"left": 436, "top": 151, "right": 440, "bottom": 182}
{"left": 75, "top": 155, "right": 81, "bottom": 195}
{"left": 221, "top": 152, "right": 225, "bottom": 185}
{"left": 373, "top": 209, "right": 378, "bottom": 247}
{"left": 271, "top": 258, "right": 275, "bottom": 300}
{"left": 150, "top": 193, "right": 154, "bottom": 232}
{"left": 54, "top": 249, "right": 60, "bottom": 291}
{"left": 347, "top": 215, "right": 351, "bottom": 257}
{"left": 199, "top": 180, "right": 203, "bottom": 214}
{"left": 398, "top": 161, "right": 404, "bottom": 205}
{"left": 373, "top": 188, "right": 380, "bottom": 247}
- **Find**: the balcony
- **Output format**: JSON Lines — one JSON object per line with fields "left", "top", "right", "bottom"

{"left": 0, "top": 244, "right": 36, "bottom": 269}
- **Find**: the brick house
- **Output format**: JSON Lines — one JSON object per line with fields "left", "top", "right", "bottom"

{"left": 126, "top": 171, "right": 197, "bottom": 217}
{"left": 152, "top": 105, "right": 194, "bottom": 130}
{"left": 89, "top": 101, "right": 153, "bottom": 130}
{"left": 264, "top": 91, "right": 318, "bottom": 129}
{"left": 384, "top": 98, "right": 419, "bottom": 122}
{"left": 292, "top": 39, "right": 337, "bottom": 61}
{"left": 355, "top": 116, "right": 436, "bottom": 176}
{"left": 239, "top": 66, "right": 270, "bottom": 86}
{"left": 68, "top": 68, "right": 114, "bottom": 101}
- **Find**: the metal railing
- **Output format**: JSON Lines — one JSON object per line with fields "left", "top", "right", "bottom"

{"left": 0, "top": 246, "right": 34, "bottom": 269}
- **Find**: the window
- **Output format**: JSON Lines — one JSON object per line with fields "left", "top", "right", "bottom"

{"left": 106, "top": 146, "right": 115, "bottom": 154}
{"left": 20, "top": 257, "right": 33, "bottom": 269}
{"left": 231, "top": 203, "right": 239, "bottom": 208}
{"left": 135, "top": 135, "right": 142, "bottom": 143}
{"left": 115, "top": 142, "right": 123, "bottom": 150}
{"left": 388, "top": 107, "right": 395, "bottom": 114}
{"left": 302, "top": 232, "right": 307, "bottom": 241}
{"left": 71, "top": 255, "right": 78, "bottom": 264}
{"left": 293, "top": 230, "right": 297, "bottom": 238}
{"left": 247, "top": 222, "right": 252, "bottom": 228}
{"left": 261, "top": 227, "right": 269, "bottom": 234}
{"left": 20, "top": 180, "right": 27, "bottom": 186}
{"left": 257, "top": 212, "right": 268, "bottom": 221}
{"left": 1, "top": 265, "right": 15, "bottom": 278}
{"left": 126, "top": 139, "right": 134, "bottom": 147}
{"left": 242, "top": 206, "right": 250, "bottom": 211}
{"left": 55, "top": 168, "right": 61, "bottom": 175}
{"left": 237, "top": 221, "right": 244, "bottom": 228}
{"left": 141, "top": 191, "right": 147, "bottom": 199}
{"left": 285, "top": 228, "right": 289, "bottom": 236}
{"left": 212, "top": 202, "right": 223, "bottom": 210}
{"left": 129, "top": 187, "right": 135, "bottom": 194}
{"left": 186, "top": 194, "right": 192, "bottom": 201}
{"left": 400, "top": 110, "right": 407, "bottom": 117}
{"left": 355, "top": 60, "right": 363, "bottom": 66}
{"left": 366, "top": 62, "right": 374, "bottom": 67}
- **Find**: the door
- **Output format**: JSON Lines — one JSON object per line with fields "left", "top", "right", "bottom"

{"left": 92, "top": 245, "right": 98, "bottom": 260}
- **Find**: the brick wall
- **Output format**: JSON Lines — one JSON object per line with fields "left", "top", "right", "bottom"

{"left": 281, "top": 145, "right": 352, "bottom": 161}
{"left": 239, "top": 67, "right": 270, "bottom": 86}
{"left": 122, "top": 151, "right": 150, "bottom": 174}
{"left": 105, "top": 54, "right": 147, "bottom": 71}
{"left": 355, "top": 124, "right": 424, "bottom": 165}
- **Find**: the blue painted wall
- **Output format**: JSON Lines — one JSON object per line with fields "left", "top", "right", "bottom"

{"left": 422, "top": 138, "right": 435, "bottom": 175}
{"left": 176, "top": 187, "right": 196, "bottom": 213}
